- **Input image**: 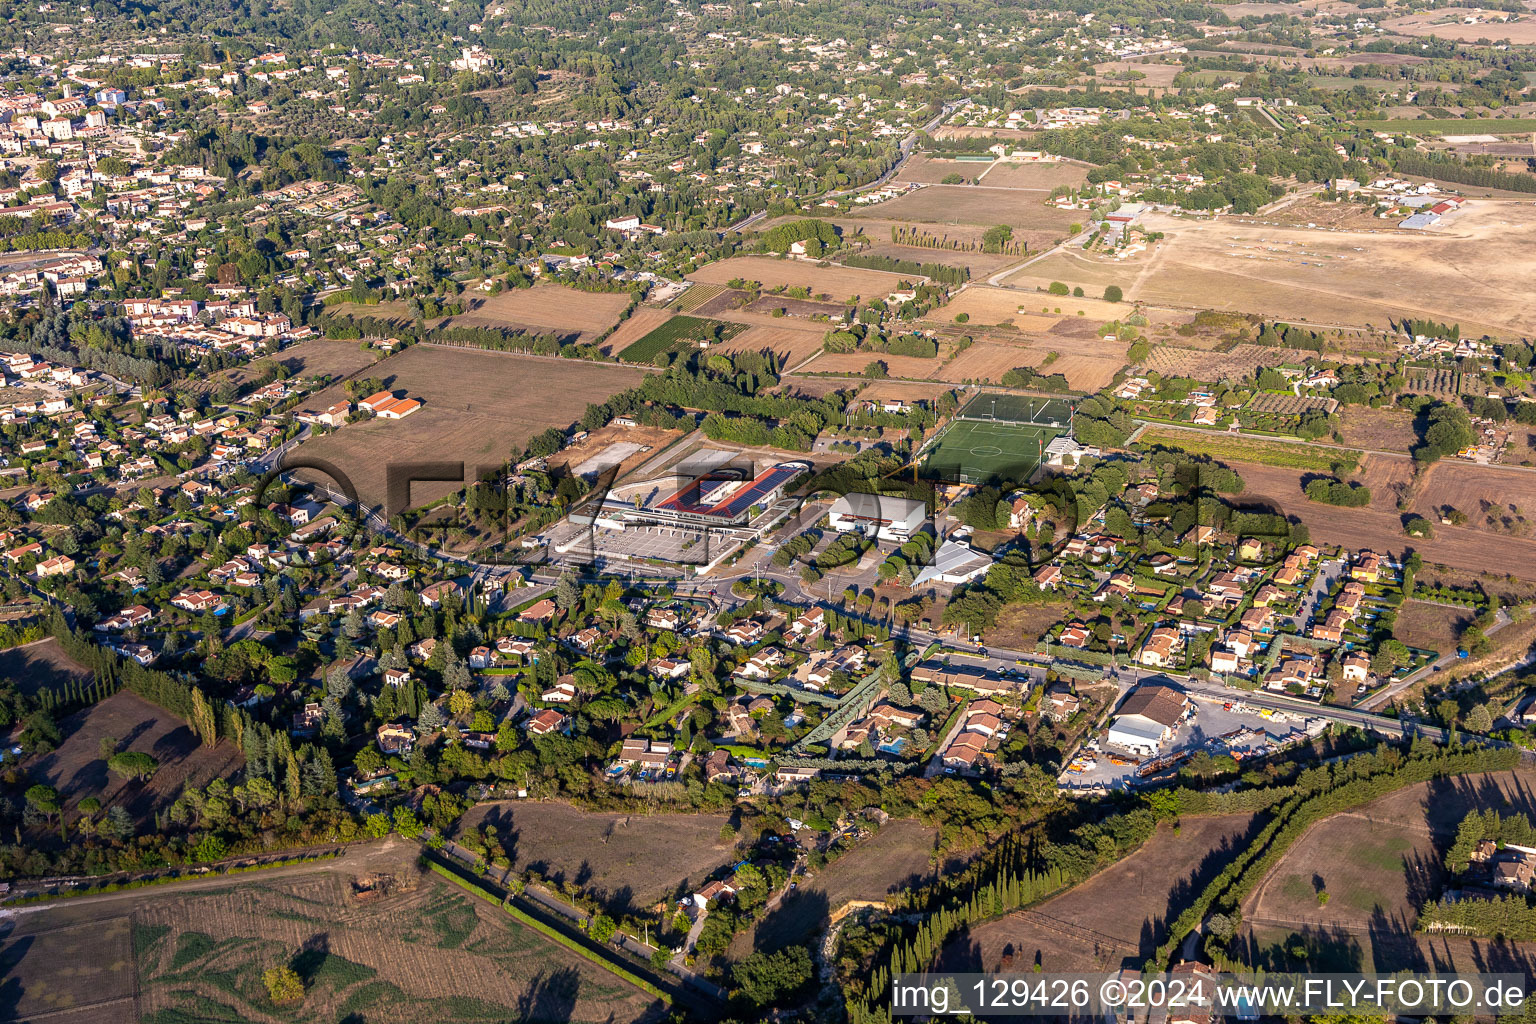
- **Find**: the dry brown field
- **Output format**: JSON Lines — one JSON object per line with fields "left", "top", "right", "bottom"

{"left": 1383, "top": 9, "right": 1536, "bottom": 43}
{"left": 1125, "top": 206, "right": 1536, "bottom": 337}
{"left": 1338, "top": 406, "right": 1419, "bottom": 452}
{"left": 974, "top": 162, "right": 1092, "bottom": 191}
{"left": 745, "top": 294, "right": 847, "bottom": 319}
{"left": 330, "top": 283, "right": 631, "bottom": 346}
{"left": 1139, "top": 343, "right": 1291, "bottom": 380}
{"left": 733, "top": 819, "right": 945, "bottom": 957}
{"left": 1413, "top": 461, "right": 1536, "bottom": 535}
{"left": 603, "top": 308, "right": 675, "bottom": 357}
{"left": 1231, "top": 460, "right": 1536, "bottom": 578}
{"left": 454, "top": 800, "right": 738, "bottom": 914}
{"left": 432, "top": 284, "right": 632, "bottom": 344}
{"left": 1392, "top": 600, "right": 1475, "bottom": 653}
{"left": 1, "top": 842, "right": 662, "bottom": 1024}
{"left": 892, "top": 154, "right": 993, "bottom": 184}
{"left": 939, "top": 342, "right": 1038, "bottom": 383}
{"left": 1351, "top": 452, "right": 1418, "bottom": 508}
{"left": 0, "top": 636, "right": 91, "bottom": 697}
{"left": 1092, "top": 61, "right": 1183, "bottom": 87}
{"left": 857, "top": 381, "right": 959, "bottom": 403}
{"left": 929, "top": 286, "right": 1073, "bottom": 327}
{"left": 189, "top": 338, "right": 383, "bottom": 399}
{"left": 687, "top": 256, "right": 911, "bottom": 303}
{"left": 716, "top": 323, "right": 830, "bottom": 367}
{"left": 292, "top": 346, "right": 648, "bottom": 508}
{"left": 1239, "top": 769, "right": 1536, "bottom": 972}
{"left": 847, "top": 185, "right": 1082, "bottom": 234}
{"left": 27, "top": 690, "right": 244, "bottom": 827}
{"left": 982, "top": 600, "right": 1071, "bottom": 649}
{"left": 807, "top": 351, "right": 948, "bottom": 379}
{"left": 946, "top": 815, "right": 1260, "bottom": 973}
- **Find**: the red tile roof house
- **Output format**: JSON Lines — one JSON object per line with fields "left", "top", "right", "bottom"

{"left": 527, "top": 708, "right": 568, "bottom": 735}
{"left": 171, "top": 589, "right": 222, "bottom": 613}
{"left": 519, "top": 598, "right": 557, "bottom": 623}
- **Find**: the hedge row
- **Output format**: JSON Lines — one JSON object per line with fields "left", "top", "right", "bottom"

{"left": 426, "top": 860, "right": 670, "bottom": 1004}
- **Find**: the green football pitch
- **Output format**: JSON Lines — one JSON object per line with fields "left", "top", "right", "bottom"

{"left": 956, "top": 391, "right": 1073, "bottom": 427}
{"left": 920, "top": 418, "right": 1065, "bottom": 485}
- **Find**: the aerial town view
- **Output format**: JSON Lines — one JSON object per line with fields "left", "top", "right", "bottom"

{"left": 6, "top": 0, "right": 1536, "bottom": 1021}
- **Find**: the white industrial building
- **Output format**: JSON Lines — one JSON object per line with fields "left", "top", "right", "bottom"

{"left": 827, "top": 492, "right": 926, "bottom": 542}
{"left": 1106, "top": 684, "right": 1191, "bottom": 756}
{"left": 911, "top": 539, "right": 994, "bottom": 588}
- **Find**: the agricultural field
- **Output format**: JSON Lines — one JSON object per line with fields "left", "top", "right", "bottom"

{"left": 890, "top": 154, "right": 993, "bottom": 184}
{"left": 843, "top": 240, "right": 1025, "bottom": 277}
{"left": 190, "top": 339, "right": 383, "bottom": 400}
{"left": 929, "top": 286, "right": 1068, "bottom": 328}
{"left": 1244, "top": 393, "right": 1338, "bottom": 417}
{"left": 687, "top": 257, "right": 912, "bottom": 303}
{"left": 1337, "top": 406, "right": 1419, "bottom": 452}
{"left": 1138, "top": 343, "right": 1292, "bottom": 381}
{"left": 673, "top": 283, "right": 728, "bottom": 312}
{"left": 1406, "top": 366, "right": 1477, "bottom": 398}
{"left": 26, "top": 690, "right": 244, "bottom": 828}
{"left": 1240, "top": 769, "right": 1536, "bottom": 971}
{"left": 0, "top": 636, "right": 91, "bottom": 697}
{"left": 453, "top": 801, "right": 738, "bottom": 915}
{"left": 732, "top": 819, "right": 944, "bottom": 958}
{"left": 599, "top": 308, "right": 674, "bottom": 358}
{"left": 963, "top": 161, "right": 1091, "bottom": 191}
{"left": 847, "top": 185, "right": 1082, "bottom": 236}
{"left": 1228, "top": 460, "right": 1536, "bottom": 579}
{"left": 804, "top": 351, "right": 947, "bottom": 380}
{"left": 331, "top": 283, "right": 632, "bottom": 346}
{"left": 1091, "top": 60, "right": 1183, "bottom": 88}
{"left": 432, "top": 284, "right": 632, "bottom": 345}
{"left": 712, "top": 324, "right": 827, "bottom": 375}
{"left": 614, "top": 314, "right": 748, "bottom": 364}
{"left": 1413, "top": 461, "right": 1536, "bottom": 536}
{"left": 1135, "top": 426, "right": 1352, "bottom": 471}
{"left": 1124, "top": 207, "right": 1536, "bottom": 337}
{"left": 1379, "top": 10, "right": 1536, "bottom": 46}
{"left": 0, "top": 841, "right": 664, "bottom": 1024}
{"left": 293, "top": 346, "right": 650, "bottom": 508}
{"left": 947, "top": 814, "right": 1259, "bottom": 973}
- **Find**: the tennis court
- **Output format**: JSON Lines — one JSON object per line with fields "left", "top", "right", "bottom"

{"left": 920, "top": 418, "right": 1064, "bottom": 485}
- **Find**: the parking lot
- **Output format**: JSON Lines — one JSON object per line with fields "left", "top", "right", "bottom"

{"left": 1061, "top": 693, "right": 1327, "bottom": 794}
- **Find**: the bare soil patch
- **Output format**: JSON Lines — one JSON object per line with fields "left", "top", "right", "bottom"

{"left": 848, "top": 186, "right": 1082, "bottom": 234}
{"left": 0, "top": 637, "right": 91, "bottom": 697}
{"left": 455, "top": 800, "right": 738, "bottom": 914}
{"left": 1392, "top": 600, "right": 1474, "bottom": 653}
